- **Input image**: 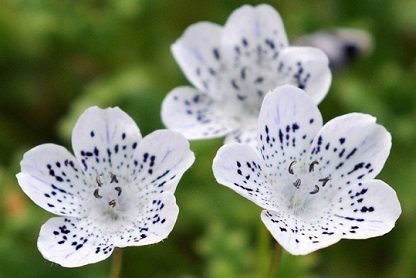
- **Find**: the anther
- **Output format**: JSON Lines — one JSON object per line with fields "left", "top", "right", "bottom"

{"left": 93, "top": 188, "right": 102, "bottom": 199}
{"left": 115, "top": 186, "right": 122, "bottom": 196}
{"left": 96, "top": 176, "right": 103, "bottom": 187}
{"left": 318, "top": 176, "right": 331, "bottom": 187}
{"left": 293, "top": 178, "right": 301, "bottom": 189}
{"left": 309, "top": 161, "right": 319, "bottom": 173}
{"left": 309, "top": 185, "right": 320, "bottom": 195}
{"left": 288, "top": 161, "right": 296, "bottom": 175}
{"left": 109, "top": 200, "right": 116, "bottom": 207}
{"left": 110, "top": 173, "right": 119, "bottom": 184}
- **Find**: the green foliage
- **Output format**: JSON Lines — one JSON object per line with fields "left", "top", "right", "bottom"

{"left": 0, "top": 0, "right": 415, "bottom": 277}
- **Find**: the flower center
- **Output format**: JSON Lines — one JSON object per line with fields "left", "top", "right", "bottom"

{"left": 286, "top": 160, "right": 331, "bottom": 214}
{"left": 91, "top": 173, "right": 127, "bottom": 221}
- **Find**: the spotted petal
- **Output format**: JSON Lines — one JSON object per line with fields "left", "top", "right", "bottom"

{"left": 258, "top": 85, "right": 323, "bottom": 177}
{"left": 131, "top": 129, "right": 195, "bottom": 195}
{"left": 222, "top": 4, "right": 288, "bottom": 65}
{"left": 17, "top": 144, "right": 89, "bottom": 217}
{"left": 37, "top": 217, "right": 113, "bottom": 267}
{"left": 72, "top": 106, "right": 142, "bottom": 180}
{"left": 221, "top": 5, "right": 289, "bottom": 107}
{"left": 113, "top": 192, "right": 179, "bottom": 247}
{"left": 276, "top": 47, "right": 331, "bottom": 104}
{"left": 161, "top": 86, "right": 240, "bottom": 140}
{"left": 309, "top": 113, "right": 391, "bottom": 195}
{"left": 260, "top": 180, "right": 400, "bottom": 255}
{"left": 261, "top": 209, "right": 341, "bottom": 255}
{"left": 213, "top": 143, "right": 281, "bottom": 211}
{"left": 328, "top": 179, "right": 401, "bottom": 239}
{"left": 172, "top": 23, "right": 227, "bottom": 100}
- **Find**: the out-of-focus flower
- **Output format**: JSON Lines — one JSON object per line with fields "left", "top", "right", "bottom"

{"left": 162, "top": 4, "right": 331, "bottom": 147}
{"left": 293, "top": 28, "right": 373, "bottom": 71}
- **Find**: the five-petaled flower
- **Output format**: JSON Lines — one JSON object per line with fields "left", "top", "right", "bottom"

{"left": 162, "top": 4, "right": 331, "bottom": 146}
{"left": 16, "top": 107, "right": 195, "bottom": 267}
{"left": 213, "top": 85, "right": 401, "bottom": 255}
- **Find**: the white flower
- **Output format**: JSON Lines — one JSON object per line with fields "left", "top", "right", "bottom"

{"left": 16, "top": 107, "right": 194, "bottom": 267}
{"left": 162, "top": 4, "right": 331, "bottom": 146}
{"left": 213, "top": 85, "right": 401, "bottom": 255}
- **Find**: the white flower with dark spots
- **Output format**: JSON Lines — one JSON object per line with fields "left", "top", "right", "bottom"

{"left": 213, "top": 85, "right": 401, "bottom": 255}
{"left": 16, "top": 107, "right": 194, "bottom": 267}
{"left": 162, "top": 4, "right": 331, "bottom": 146}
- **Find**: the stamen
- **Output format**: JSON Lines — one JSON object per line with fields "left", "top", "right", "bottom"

{"left": 110, "top": 173, "right": 119, "bottom": 184}
{"left": 309, "top": 185, "right": 320, "bottom": 194}
{"left": 288, "top": 161, "right": 296, "bottom": 175}
{"left": 309, "top": 161, "right": 319, "bottom": 173}
{"left": 293, "top": 178, "right": 301, "bottom": 189}
{"left": 93, "top": 188, "right": 102, "bottom": 199}
{"left": 96, "top": 176, "right": 103, "bottom": 187}
{"left": 319, "top": 176, "right": 331, "bottom": 187}
{"left": 115, "top": 186, "right": 122, "bottom": 196}
{"left": 109, "top": 200, "right": 116, "bottom": 207}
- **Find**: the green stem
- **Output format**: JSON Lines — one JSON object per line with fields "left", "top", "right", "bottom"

{"left": 110, "top": 248, "right": 123, "bottom": 278}
{"left": 257, "top": 222, "right": 271, "bottom": 277}
{"left": 268, "top": 243, "right": 283, "bottom": 278}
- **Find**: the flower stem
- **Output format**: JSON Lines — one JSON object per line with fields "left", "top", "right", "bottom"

{"left": 110, "top": 248, "right": 123, "bottom": 278}
{"left": 268, "top": 243, "right": 283, "bottom": 278}
{"left": 257, "top": 223, "right": 271, "bottom": 277}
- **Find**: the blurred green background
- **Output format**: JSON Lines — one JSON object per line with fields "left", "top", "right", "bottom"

{"left": 0, "top": 0, "right": 415, "bottom": 277}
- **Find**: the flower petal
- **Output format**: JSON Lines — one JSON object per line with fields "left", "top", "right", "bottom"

{"left": 213, "top": 143, "right": 280, "bottom": 211}
{"left": 72, "top": 106, "right": 142, "bottom": 180}
{"left": 328, "top": 179, "right": 401, "bottom": 239}
{"left": 17, "top": 144, "right": 89, "bottom": 217}
{"left": 161, "top": 86, "right": 239, "bottom": 140}
{"left": 171, "top": 22, "right": 227, "bottom": 99}
{"left": 261, "top": 210, "right": 341, "bottom": 255}
{"left": 224, "top": 121, "right": 258, "bottom": 148}
{"left": 276, "top": 47, "right": 331, "bottom": 104}
{"left": 258, "top": 85, "right": 322, "bottom": 176}
{"left": 131, "top": 129, "right": 194, "bottom": 195}
{"left": 37, "top": 217, "right": 113, "bottom": 267}
{"left": 221, "top": 4, "right": 289, "bottom": 107}
{"left": 261, "top": 180, "right": 401, "bottom": 255}
{"left": 222, "top": 4, "right": 288, "bottom": 64}
{"left": 309, "top": 113, "right": 391, "bottom": 194}
{"left": 112, "top": 192, "right": 179, "bottom": 247}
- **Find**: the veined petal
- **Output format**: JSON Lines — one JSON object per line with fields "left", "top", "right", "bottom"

{"left": 72, "top": 106, "right": 142, "bottom": 180}
{"left": 17, "top": 144, "right": 89, "bottom": 217}
{"left": 261, "top": 210, "right": 342, "bottom": 255}
{"left": 258, "top": 85, "right": 322, "bottom": 177}
{"left": 161, "top": 86, "right": 239, "bottom": 140}
{"left": 276, "top": 47, "right": 331, "bottom": 104}
{"left": 328, "top": 179, "right": 401, "bottom": 239}
{"left": 213, "top": 143, "right": 280, "bottom": 211}
{"left": 171, "top": 22, "right": 227, "bottom": 99}
{"left": 221, "top": 4, "right": 289, "bottom": 108}
{"left": 131, "top": 130, "right": 194, "bottom": 195}
{"left": 37, "top": 217, "right": 113, "bottom": 267}
{"left": 309, "top": 113, "right": 391, "bottom": 195}
{"left": 113, "top": 192, "right": 179, "bottom": 247}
